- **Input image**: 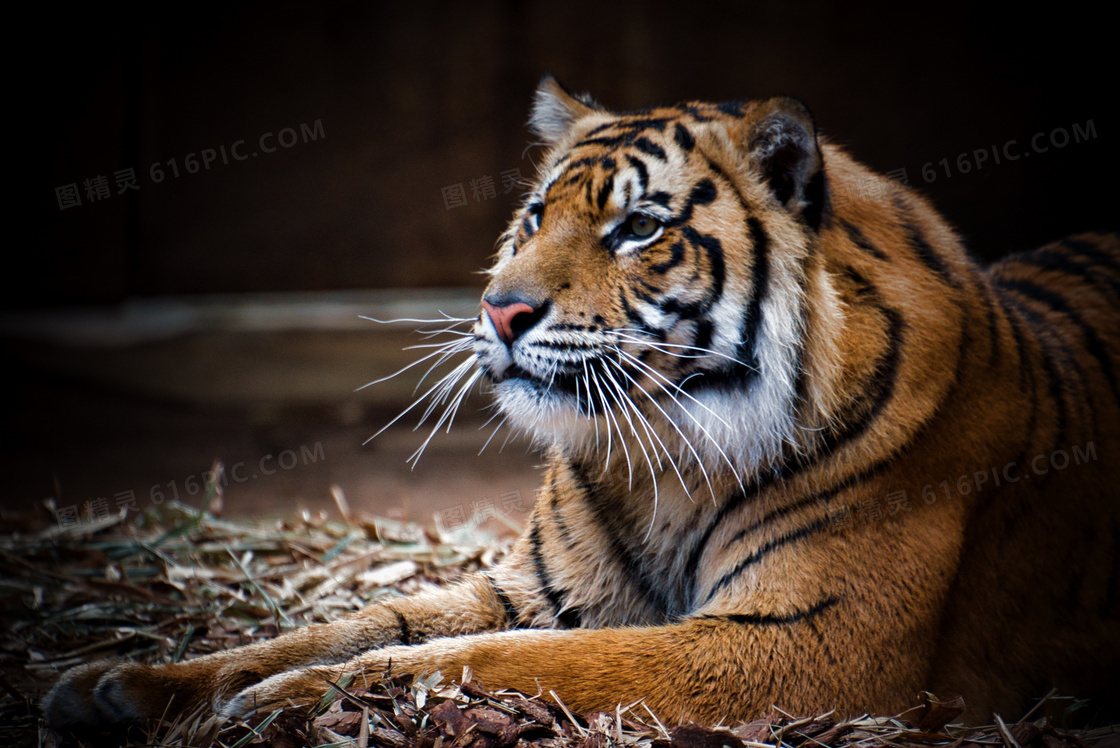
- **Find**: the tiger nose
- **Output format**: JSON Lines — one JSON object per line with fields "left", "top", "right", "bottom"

{"left": 481, "top": 299, "right": 545, "bottom": 346}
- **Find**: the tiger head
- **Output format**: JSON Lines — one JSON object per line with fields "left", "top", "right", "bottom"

{"left": 473, "top": 77, "right": 844, "bottom": 479}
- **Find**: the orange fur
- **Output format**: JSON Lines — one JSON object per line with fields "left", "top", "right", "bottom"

{"left": 43, "top": 77, "right": 1120, "bottom": 731}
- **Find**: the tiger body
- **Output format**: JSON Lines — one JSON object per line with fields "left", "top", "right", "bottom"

{"left": 43, "top": 78, "right": 1120, "bottom": 729}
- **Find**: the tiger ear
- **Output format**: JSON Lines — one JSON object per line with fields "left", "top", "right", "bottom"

{"left": 529, "top": 75, "right": 603, "bottom": 147}
{"left": 743, "top": 97, "right": 827, "bottom": 230}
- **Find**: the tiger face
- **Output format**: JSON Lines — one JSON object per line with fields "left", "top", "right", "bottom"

{"left": 473, "top": 78, "right": 833, "bottom": 474}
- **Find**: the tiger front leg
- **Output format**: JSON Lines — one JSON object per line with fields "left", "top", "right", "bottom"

{"left": 223, "top": 602, "right": 922, "bottom": 725}
{"left": 41, "top": 574, "right": 514, "bottom": 730}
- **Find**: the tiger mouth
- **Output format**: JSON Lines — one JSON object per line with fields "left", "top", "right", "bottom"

{"left": 486, "top": 363, "right": 584, "bottom": 397}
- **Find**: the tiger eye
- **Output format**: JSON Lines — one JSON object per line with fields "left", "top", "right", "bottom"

{"left": 629, "top": 214, "right": 658, "bottom": 237}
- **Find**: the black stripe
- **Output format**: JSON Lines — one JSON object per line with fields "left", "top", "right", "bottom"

{"left": 995, "top": 285, "right": 1033, "bottom": 393}
{"left": 977, "top": 278, "right": 1002, "bottom": 367}
{"left": 596, "top": 173, "right": 614, "bottom": 211}
{"left": 840, "top": 264, "right": 875, "bottom": 297}
{"left": 840, "top": 218, "right": 889, "bottom": 261}
{"left": 989, "top": 290, "right": 1039, "bottom": 483}
{"left": 528, "top": 515, "right": 582, "bottom": 628}
{"left": 995, "top": 277, "right": 1119, "bottom": 409}
{"left": 703, "top": 517, "right": 832, "bottom": 604}
{"left": 682, "top": 227, "right": 726, "bottom": 310}
{"left": 1062, "top": 236, "right": 1120, "bottom": 272}
{"left": 722, "top": 492, "right": 823, "bottom": 550}
{"left": 570, "top": 463, "right": 679, "bottom": 617}
{"left": 694, "top": 319, "right": 714, "bottom": 352}
{"left": 738, "top": 217, "right": 771, "bottom": 373}
{"left": 658, "top": 295, "right": 706, "bottom": 320}
{"left": 684, "top": 298, "right": 905, "bottom": 592}
{"left": 893, "top": 196, "right": 959, "bottom": 289}
{"left": 996, "top": 293, "right": 1072, "bottom": 456}
{"left": 485, "top": 575, "right": 522, "bottom": 628}
{"left": 679, "top": 218, "right": 766, "bottom": 392}
{"left": 702, "top": 596, "right": 839, "bottom": 625}
{"left": 633, "top": 136, "right": 667, "bottom": 161}
{"left": 561, "top": 173, "right": 586, "bottom": 190}
{"left": 650, "top": 240, "right": 685, "bottom": 274}
{"left": 576, "top": 134, "right": 629, "bottom": 150}
{"left": 626, "top": 155, "right": 649, "bottom": 195}
{"left": 566, "top": 156, "right": 600, "bottom": 171}
{"left": 584, "top": 117, "right": 671, "bottom": 138}
{"left": 665, "top": 179, "right": 719, "bottom": 228}
{"left": 673, "top": 122, "right": 695, "bottom": 152}
{"left": 392, "top": 609, "right": 413, "bottom": 646}
{"left": 678, "top": 104, "right": 716, "bottom": 122}
{"left": 619, "top": 288, "right": 656, "bottom": 334}
{"left": 1011, "top": 248, "right": 1120, "bottom": 304}
{"left": 688, "top": 178, "right": 717, "bottom": 208}
{"left": 716, "top": 101, "right": 747, "bottom": 118}
{"left": 549, "top": 488, "right": 577, "bottom": 550}
{"left": 817, "top": 304, "right": 906, "bottom": 450}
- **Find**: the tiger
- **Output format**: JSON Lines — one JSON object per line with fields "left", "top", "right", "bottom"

{"left": 43, "top": 76, "right": 1120, "bottom": 731}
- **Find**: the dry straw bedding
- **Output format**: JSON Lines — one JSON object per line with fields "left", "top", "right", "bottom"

{"left": 1, "top": 496, "right": 1115, "bottom": 748}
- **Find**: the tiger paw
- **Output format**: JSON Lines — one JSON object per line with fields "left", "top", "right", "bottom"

{"left": 41, "top": 659, "right": 122, "bottom": 729}
{"left": 218, "top": 666, "right": 338, "bottom": 718}
{"left": 42, "top": 660, "right": 206, "bottom": 729}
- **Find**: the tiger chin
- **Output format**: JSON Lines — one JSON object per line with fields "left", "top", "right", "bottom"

{"left": 43, "top": 76, "right": 1120, "bottom": 731}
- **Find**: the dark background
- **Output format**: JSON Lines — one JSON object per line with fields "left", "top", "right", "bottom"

{"left": 3, "top": 0, "right": 1116, "bottom": 524}
{"left": 29, "top": 0, "right": 1118, "bottom": 307}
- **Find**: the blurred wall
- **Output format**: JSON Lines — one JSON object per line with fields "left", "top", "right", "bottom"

{"left": 31, "top": 0, "right": 1116, "bottom": 309}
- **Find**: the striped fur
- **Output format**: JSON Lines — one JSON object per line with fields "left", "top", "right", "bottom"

{"left": 43, "top": 77, "right": 1120, "bottom": 730}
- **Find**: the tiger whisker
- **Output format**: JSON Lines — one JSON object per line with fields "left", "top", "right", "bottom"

{"left": 613, "top": 349, "right": 745, "bottom": 494}
{"left": 364, "top": 354, "right": 478, "bottom": 445}
{"left": 361, "top": 314, "right": 475, "bottom": 325}
{"left": 408, "top": 368, "right": 483, "bottom": 467}
{"left": 582, "top": 359, "right": 607, "bottom": 461}
{"left": 600, "top": 365, "right": 663, "bottom": 471}
{"left": 597, "top": 365, "right": 662, "bottom": 516}
{"left": 415, "top": 357, "right": 477, "bottom": 427}
{"left": 409, "top": 340, "right": 475, "bottom": 395}
{"left": 612, "top": 348, "right": 736, "bottom": 433}
{"left": 612, "top": 330, "right": 754, "bottom": 368}
{"left": 405, "top": 333, "right": 474, "bottom": 347}
{"left": 479, "top": 415, "right": 510, "bottom": 456}
{"left": 603, "top": 353, "right": 715, "bottom": 502}
{"left": 589, "top": 365, "right": 634, "bottom": 488}
{"left": 599, "top": 362, "right": 693, "bottom": 538}
{"left": 355, "top": 338, "right": 471, "bottom": 391}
